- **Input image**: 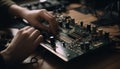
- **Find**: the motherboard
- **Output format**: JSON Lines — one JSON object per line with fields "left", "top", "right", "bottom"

{"left": 39, "top": 14, "right": 111, "bottom": 61}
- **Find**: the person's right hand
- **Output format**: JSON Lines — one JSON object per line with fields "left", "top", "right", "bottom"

{"left": 22, "top": 9, "right": 58, "bottom": 35}
{"left": 0, "top": 26, "right": 43, "bottom": 64}
{"left": 9, "top": 5, "right": 58, "bottom": 35}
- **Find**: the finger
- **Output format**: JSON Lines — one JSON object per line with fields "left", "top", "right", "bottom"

{"left": 33, "top": 21, "right": 49, "bottom": 31}
{"left": 29, "top": 29, "right": 41, "bottom": 40}
{"left": 33, "top": 12, "right": 54, "bottom": 32}
{"left": 34, "top": 35, "right": 43, "bottom": 46}
{"left": 39, "top": 11, "right": 57, "bottom": 33}
{"left": 14, "top": 27, "right": 35, "bottom": 42}
{"left": 42, "top": 10, "right": 58, "bottom": 30}
{"left": 9, "top": 27, "right": 36, "bottom": 48}
{"left": 48, "top": 11, "right": 54, "bottom": 15}
{"left": 39, "top": 10, "right": 54, "bottom": 22}
{"left": 38, "top": 10, "right": 58, "bottom": 34}
{"left": 17, "top": 26, "right": 31, "bottom": 35}
{"left": 23, "top": 27, "right": 35, "bottom": 35}
{"left": 20, "top": 26, "right": 31, "bottom": 31}
{"left": 43, "top": 10, "right": 54, "bottom": 18}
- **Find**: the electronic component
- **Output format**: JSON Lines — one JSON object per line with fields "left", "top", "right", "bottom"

{"left": 20, "top": 0, "right": 68, "bottom": 11}
{"left": 39, "top": 14, "right": 112, "bottom": 61}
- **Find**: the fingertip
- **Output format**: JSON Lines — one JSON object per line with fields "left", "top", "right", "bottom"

{"left": 39, "top": 35, "right": 43, "bottom": 42}
{"left": 20, "top": 26, "right": 31, "bottom": 31}
{"left": 35, "top": 35, "right": 44, "bottom": 44}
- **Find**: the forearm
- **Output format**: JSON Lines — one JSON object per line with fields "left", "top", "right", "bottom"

{"left": 0, "top": 0, "right": 15, "bottom": 15}
{"left": 9, "top": 4, "right": 30, "bottom": 18}
{"left": 0, "top": 0, "right": 30, "bottom": 18}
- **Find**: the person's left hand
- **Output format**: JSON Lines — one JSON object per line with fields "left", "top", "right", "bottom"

{"left": 0, "top": 26, "right": 43, "bottom": 64}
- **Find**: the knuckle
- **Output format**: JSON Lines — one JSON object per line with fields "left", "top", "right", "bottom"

{"left": 49, "top": 17, "right": 56, "bottom": 22}
{"left": 38, "top": 35, "right": 43, "bottom": 41}
{"left": 41, "top": 9, "right": 46, "bottom": 11}
{"left": 18, "top": 29, "right": 24, "bottom": 34}
{"left": 22, "top": 31, "right": 29, "bottom": 36}
{"left": 36, "top": 29, "right": 40, "bottom": 33}
{"left": 34, "top": 30, "right": 41, "bottom": 35}
{"left": 39, "top": 9, "right": 45, "bottom": 13}
{"left": 39, "top": 34, "right": 43, "bottom": 37}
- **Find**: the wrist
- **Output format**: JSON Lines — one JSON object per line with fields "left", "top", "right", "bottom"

{"left": 0, "top": 49, "right": 11, "bottom": 64}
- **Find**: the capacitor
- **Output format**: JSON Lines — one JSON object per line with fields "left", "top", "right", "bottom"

{"left": 60, "top": 5, "right": 66, "bottom": 12}
{"left": 92, "top": 35, "right": 98, "bottom": 41}
{"left": 98, "top": 29, "right": 103, "bottom": 37}
{"left": 80, "top": 21, "right": 83, "bottom": 27}
{"left": 49, "top": 36, "right": 56, "bottom": 50}
{"left": 75, "top": 25, "right": 80, "bottom": 33}
{"left": 62, "top": 42, "right": 66, "bottom": 47}
{"left": 65, "top": 23, "right": 70, "bottom": 29}
{"left": 70, "top": 19, "right": 75, "bottom": 26}
{"left": 104, "top": 32, "right": 109, "bottom": 40}
{"left": 80, "top": 42, "right": 84, "bottom": 50}
{"left": 85, "top": 41, "right": 90, "bottom": 51}
{"left": 86, "top": 24, "right": 91, "bottom": 32}
{"left": 92, "top": 25, "right": 97, "bottom": 34}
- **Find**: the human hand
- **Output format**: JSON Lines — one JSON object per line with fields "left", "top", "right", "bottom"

{"left": 9, "top": 5, "right": 58, "bottom": 35}
{"left": 0, "top": 26, "right": 43, "bottom": 64}
{"left": 23, "top": 9, "right": 58, "bottom": 35}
